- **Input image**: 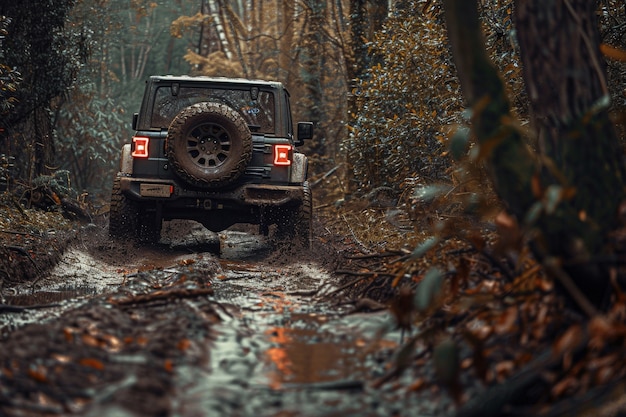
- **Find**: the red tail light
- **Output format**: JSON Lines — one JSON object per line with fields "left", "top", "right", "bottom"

{"left": 132, "top": 136, "right": 149, "bottom": 158}
{"left": 274, "top": 144, "right": 292, "bottom": 166}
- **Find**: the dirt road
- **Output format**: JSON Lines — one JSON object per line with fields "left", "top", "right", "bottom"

{"left": 0, "top": 221, "right": 450, "bottom": 417}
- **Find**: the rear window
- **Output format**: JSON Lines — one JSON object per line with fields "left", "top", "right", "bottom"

{"left": 151, "top": 86, "right": 276, "bottom": 133}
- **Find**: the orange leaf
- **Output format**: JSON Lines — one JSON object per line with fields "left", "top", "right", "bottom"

{"left": 531, "top": 174, "right": 542, "bottom": 198}
{"left": 494, "top": 306, "right": 518, "bottom": 335}
{"left": 495, "top": 360, "right": 515, "bottom": 382}
{"left": 102, "top": 334, "right": 122, "bottom": 351}
{"left": 177, "top": 338, "right": 191, "bottom": 351}
{"left": 551, "top": 376, "right": 578, "bottom": 398}
{"left": 164, "top": 359, "right": 174, "bottom": 373}
{"left": 50, "top": 192, "right": 61, "bottom": 205}
{"left": 600, "top": 43, "right": 626, "bottom": 62}
{"left": 553, "top": 324, "right": 583, "bottom": 356}
{"left": 79, "top": 358, "right": 104, "bottom": 370}
{"left": 81, "top": 334, "right": 100, "bottom": 347}
{"left": 63, "top": 327, "right": 74, "bottom": 342}
{"left": 28, "top": 367, "right": 48, "bottom": 383}
{"left": 594, "top": 365, "right": 614, "bottom": 385}
{"left": 408, "top": 377, "right": 427, "bottom": 392}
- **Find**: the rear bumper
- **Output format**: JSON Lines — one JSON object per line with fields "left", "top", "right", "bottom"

{"left": 118, "top": 176, "right": 305, "bottom": 208}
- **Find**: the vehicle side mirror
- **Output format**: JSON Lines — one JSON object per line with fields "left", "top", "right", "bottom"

{"left": 296, "top": 122, "right": 313, "bottom": 146}
{"left": 132, "top": 113, "right": 139, "bottom": 130}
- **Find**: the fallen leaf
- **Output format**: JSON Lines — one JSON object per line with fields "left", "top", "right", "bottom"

{"left": 553, "top": 324, "right": 583, "bottom": 357}
{"left": 81, "top": 334, "right": 101, "bottom": 348}
{"left": 594, "top": 365, "right": 614, "bottom": 385}
{"left": 494, "top": 306, "right": 518, "bottom": 334}
{"left": 601, "top": 43, "right": 626, "bottom": 62}
{"left": 164, "top": 359, "right": 174, "bottom": 373}
{"left": 101, "top": 334, "right": 122, "bottom": 351}
{"left": 177, "top": 338, "right": 191, "bottom": 351}
{"left": 494, "top": 360, "right": 515, "bottom": 382}
{"left": 51, "top": 354, "right": 71, "bottom": 363}
{"left": 408, "top": 377, "right": 427, "bottom": 392}
{"left": 28, "top": 367, "right": 47, "bottom": 382}
{"left": 551, "top": 376, "right": 579, "bottom": 398}
{"left": 79, "top": 358, "right": 104, "bottom": 370}
{"left": 63, "top": 327, "right": 74, "bottom": 342}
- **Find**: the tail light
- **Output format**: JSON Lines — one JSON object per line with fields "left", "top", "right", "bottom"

{"left": 131, "top": 136, "right": 149, "bottom": 158}
{"left": 274, "top": 144, "right": 292, "bottom": 166}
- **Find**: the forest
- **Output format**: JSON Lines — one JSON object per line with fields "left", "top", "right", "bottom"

{"left": 2, "top": 0, "right": 626, "bottom": 415}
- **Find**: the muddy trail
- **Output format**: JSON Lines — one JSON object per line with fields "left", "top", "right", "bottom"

{"left": 0, "top": 220, "right": 446, "bottom": 417}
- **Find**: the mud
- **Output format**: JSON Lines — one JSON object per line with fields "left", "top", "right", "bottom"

{"left": 0, "top": 219, "right": 447, "bottom": 417}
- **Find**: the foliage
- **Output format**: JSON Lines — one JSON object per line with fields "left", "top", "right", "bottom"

{"left": 0, "top": 0, "right": 84, "bottom": 124}
{"left": 0, "top": 0, "right": 89, "bottom": 180}
{"left": 0, "top": 16, "right": 21, "bottom": 121}
{"left": 598, "top": 0, "right": 626, "bottom": 141}
{"left": 345, "top": 1, "right": 460, "bottom": 194}
{"left": 48, "top": 0, "right": 196, "bottom": 195}
{"left": 444, "top": 0, "right": 626, "bottom": 314}
{"left": 344, "top": 0, "right": 529, "bottom": 197}
{"left": 54, "top": 81, "right": 127, "bottom": 195}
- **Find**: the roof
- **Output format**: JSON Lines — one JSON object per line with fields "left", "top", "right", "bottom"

{"left": 148, "top": 75, "right": 285, "bottom": 89}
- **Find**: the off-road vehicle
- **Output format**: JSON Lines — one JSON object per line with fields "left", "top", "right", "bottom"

{"left": 109, "top": 75, "right": 313, "bottom": 247}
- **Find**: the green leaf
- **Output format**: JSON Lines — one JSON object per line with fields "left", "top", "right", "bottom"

{"left": 413, "top": 184, "right": 451, "bottom": 203}
{"left": 433, "top": 338, "right": 459, "bottom": 384}
{"left": 411, "top": 236, "right": 440, "bottom": 259}
{"left": 414, "top": 267, "right": 444, "bottom": 312}
{"left": 525, "top": 201, "right": 543, "bottom": 225}
{"left": 449, "top": 126, "right": 470, "bottom": 160}
{"left": 544, "top": 185, "right": 562, "bottom": 214}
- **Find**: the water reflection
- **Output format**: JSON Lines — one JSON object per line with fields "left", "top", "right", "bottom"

{"left": 264, "top": 313, "right": 366, "bottom": 389}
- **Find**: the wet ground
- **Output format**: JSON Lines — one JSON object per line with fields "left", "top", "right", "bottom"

{"left": 0, "top": 221, "right": 446, "bottom": 417}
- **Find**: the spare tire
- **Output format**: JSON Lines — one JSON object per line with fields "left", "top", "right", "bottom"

{"left": 167, "top": 102, "right": 252, "bottom": 188}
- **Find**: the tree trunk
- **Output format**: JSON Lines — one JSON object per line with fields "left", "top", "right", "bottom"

{"left": 301, "top": 0, "right": 326, "bottom": 154}
{"left": 207, "top": 0, "right": 231, "bottom": 59}
{"left": 278, "top": 0, "right": 295, "bottom": 84}
{"left": 444, "top": 0, "right": 626, "bottom": 309}
{"left": 346, "top": 0, "right": 368, "bottom": 145}
{"left": 514, "top": 0, "right": 626, "bottom": 307}
{"left": 443, "top": 0, "right": 538, "bottom": 218}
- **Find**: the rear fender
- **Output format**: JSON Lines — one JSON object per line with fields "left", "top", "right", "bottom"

{"left": 120, "top": 144, "right": 133, "bottom": 174}
{"left": 290, "top": 152, "right": 308, "bottom": 183}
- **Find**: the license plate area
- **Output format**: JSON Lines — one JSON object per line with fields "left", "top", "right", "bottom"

{"left": 140, "top": 183, "right": 172, "bottom": 197}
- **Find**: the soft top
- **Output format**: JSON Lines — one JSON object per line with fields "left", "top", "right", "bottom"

{"left": 148, "top": 75, "right": 285, "bottom": 90}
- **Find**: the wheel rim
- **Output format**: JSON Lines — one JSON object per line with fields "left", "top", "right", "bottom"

{"left": 186, "top": 122, "right": 231, "bottom": 168}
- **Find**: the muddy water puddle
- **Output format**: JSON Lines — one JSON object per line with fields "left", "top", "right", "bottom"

{"left": 180, "top": 258, "right": 419, "bottom": 417}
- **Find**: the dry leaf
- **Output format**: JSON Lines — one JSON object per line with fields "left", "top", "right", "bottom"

{"left": 553, "top": 324, "right": 583, "bottom": 357}
{"left": 164, "top": 359, "right": 174, "bottom": 373}
{"left": 28, "top": 366, "right": 48, "bottom": 382}
{"left": 494, "top": 306, "right": 518, "bottom": 335}
{"left": 551, "top": 376, "right": 579, "bottom": 398}
{"left": 600, "top": 43, "right": 626, "bottom": 62}
{"left": 81, "top": 334, "right": 101, "bottom": 348}
{"left": 177, "top": 338, "right": 191, "bottom": 351}
{"left": 79, "top": 358, "right": 104, "bottom": 370}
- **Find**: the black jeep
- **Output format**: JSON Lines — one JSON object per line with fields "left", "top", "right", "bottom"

{"left": 109, "top": 75, "right": 313, "bottom": 247}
